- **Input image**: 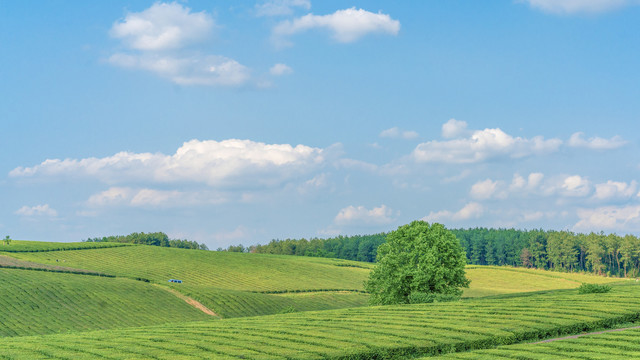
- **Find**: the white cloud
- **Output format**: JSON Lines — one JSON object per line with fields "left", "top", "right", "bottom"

{"left": 413, "top": 125, "right": 562, "bottom": 164}
{"left": 110, "top": 2, "right": 214, "bottom": 51}
{"left": 379, "top": 127, "right": 419, "bottom": 140}
{"left": 441, "top": 118, "right": 469, "bottom": 139}
{"left": 269, "top": 63, "right": 293, "bottom": 76}
{"left": 108, "top": 53, "right": 251, "bottom": 86}
{"left": 272, "top": 7, "right": 400, "bottom": 46}
{"left": 522, "top": 0, "right": 634, "bottom": 14}
{"left": 470, "top": 179, "right": 504, "bottom": 200}
{"left": 87, "top": 187, "right": 227, "bottom": 208}
{"left": 108, "top": 3, "right": 251, "bottom": 87}
{"left": 423, "top": 202, "right": 484, "bottom": 223}
{"left": 574, "top": 205, "right": 640, "bottom": 231}
{"left": 561, "top": 175, "right": 592, "bottom": 197}
{"left": 568, "top": 132, "right": 627, "bottom": 150}
{"left": 593, "top": 180, "right": 638, "bottom": 200}
{"left": 334, "top": 205, "right": 394, "bottom": 225}
{"left": 255, "top": 0, "right": 311, "bottom": 17}
{"left": 11, "top": 139, "right": 327, "bottom": 189}
{"left": 15, "top": 204, "right": 57, "bottom": 217}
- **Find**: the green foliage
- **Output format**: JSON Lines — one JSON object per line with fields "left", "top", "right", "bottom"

{"left": 10, "top": 245, "right": 371, "bottom": 318}
{"left": 578, "top": 283, "right": 612, "bottom": 294}
{"left": 365, "top": 221, "right": 469, "bottom": 305}
{"left": 84, "top": 231, "right": 208, "bottom": 250}
{"left": 3, "top": 283, "right": 640, "bottom": 359}
{"left": 3, "top": 235, "right": 11, "bottom": 245}
{"left": 0, "top": 268, "right": 210, "bottom": 337}
{"left": 0, "top": 240, "right": 131, "bottom": 252}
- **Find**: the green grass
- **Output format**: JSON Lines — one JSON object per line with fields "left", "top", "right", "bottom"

{"left": 0, "top": 240, "right": 131, "bottom": 252}
{"left": 436, "top": 327, "right": 640, "bottom": 359}
{"left": 7, "top": 246, "right": 372, "bottom": 318}
{"left": 463, "top": 266, "right": 621, "bottom": 298}
{"left": 0, "top": 268, "right": 211, "bottom": 337}
{"left": 2, "top": 283, "right": 640, "bottom": 359}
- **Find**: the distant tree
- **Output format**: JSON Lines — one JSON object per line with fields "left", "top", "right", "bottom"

{"left": 4, "top": 235, "right": 11, "bottom": 245}
{"left": 365, "top": 221, "right": 469, "bottom": 305}
{"left": 520, "top": 248, "right": 533, "bottom": 268}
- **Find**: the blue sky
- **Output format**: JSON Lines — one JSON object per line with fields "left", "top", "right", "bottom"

{"left": 2, "top": 0, "right": 639, "bottom": 247}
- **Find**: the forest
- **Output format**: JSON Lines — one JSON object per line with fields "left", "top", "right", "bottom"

{"left": 84, "top": 232, "right": 208, "bottom": 250}
{"left": 225, "top": 228, "right": 640, "bottom": 278}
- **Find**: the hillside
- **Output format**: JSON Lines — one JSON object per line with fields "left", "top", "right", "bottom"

{"left": 0, "top": 268, "right": 210, "bottom": 337}
{"left": 1, "top": 282, "right": 639, "bottom": 359}
{"left": 3, "top": 243, "right": 373, "bottom": 318}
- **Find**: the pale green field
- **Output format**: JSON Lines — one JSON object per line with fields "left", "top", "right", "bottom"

{"left": 463, "top": 266, "right": 622, "bottom": 298}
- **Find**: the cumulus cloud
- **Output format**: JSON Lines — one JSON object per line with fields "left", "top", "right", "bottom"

{"left": 255, "top": 0, "right": 311, "bottom": 17}
{"left": 334, "top": 205, "right": 394, "bottom": 225}
{"left": 273, "top": 7, "right": 400, "bottom": 46}
{"left": 521, "top": 0, "right": 634, "bottom": 14}
{"left": 110, "top": 2, "right": 214, "bottom": 51}
{"left": 470, "top": 179, "right": 505, "bottom": 200}
{"left": 441, "top": 119, "right": 469, "bottom": 139}
{"left": 413, "top": 125, "right": 562, "bottom": 164}
{"left": 561, "top": 175, "right": 592, "bottom": 197}
{"left": 593, "top": 180, "right": 638, "bottom": 200}
{"left": 574, "top": 205, "right": 640, "bottom": 231}
{"left": 568, "top": 132, "right": 627, "bottom": 150}
{"left": 108, "top": 2, "right": 251, "bottom": 87}
{"left": 269, "top": 63, "right": 293, "bottom": 76}
{"left": 15, "top": 204, "right": 57, "bottom": 217}
{"left": 10, "top": 139, "right": 327, "bottom": 189}
{"left": 422, "top": 202, "right": 484, "bottom": 223}
{"left": 379, "top": 127, "right": 419, "bottom": 140}
{"left": 108, "top": 53, "right": 250, "bottom": 86}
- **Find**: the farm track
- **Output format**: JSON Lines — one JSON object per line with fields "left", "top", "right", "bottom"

{"left": 154, "top": 284, "right": 220, "bottom": 318}
{"left": 0, "top": 254, "right": 106, "bottom": 275}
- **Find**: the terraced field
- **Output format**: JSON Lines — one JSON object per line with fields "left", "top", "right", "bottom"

{"left": 0, "top": 240, "right": 131, "bottom": 252}
{"left": 0, "top": 268, "right": 211, "bottom": 337}
{"left": 2, "top": 283, "right": 640, "bottom": 359}
{"left": 436, "top": 327, "right": 640, "bottom": 359}
{"left": 4, "top": 244, "right": 372, "bottom": 318}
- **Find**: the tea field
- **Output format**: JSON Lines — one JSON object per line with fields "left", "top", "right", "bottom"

{"left": 1, "top": 283, "right": 640, "bottom": 359}
{"left": 0, "top": 267, "right": 210, "bottom": 337}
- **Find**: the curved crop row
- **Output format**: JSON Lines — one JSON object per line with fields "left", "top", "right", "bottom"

{"left": 1, "top": 283, "right": 640, "bottom": 359}
{"left": 0, "top": 268, "right": 211, "bottom": 337}
{"left": 436, "top": 327, "right": 640, "bottom": 359}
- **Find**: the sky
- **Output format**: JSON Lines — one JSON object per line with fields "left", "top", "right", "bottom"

{"left": 1, "top": 0, "right": 640, "bottom": 248}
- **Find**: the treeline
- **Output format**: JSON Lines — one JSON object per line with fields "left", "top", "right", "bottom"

{"left": 84, "top": 232, "right": 208, "bottom": 250}
{"left": 224, "top": 228, "right": 640, "bottom": 277}
{"left": 220, "top": 234, "right": 386, "bottom": 263}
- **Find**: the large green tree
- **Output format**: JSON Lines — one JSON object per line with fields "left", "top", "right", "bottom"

{"left": 365, "top": 221, "right": 470, "bottom": 305}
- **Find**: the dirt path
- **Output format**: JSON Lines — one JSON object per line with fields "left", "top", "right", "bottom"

{"left": 532, "top": 325, "right": 640, "bottom": 344}
{"left": 153, "top": 284, "right": 219, "bottom": 318}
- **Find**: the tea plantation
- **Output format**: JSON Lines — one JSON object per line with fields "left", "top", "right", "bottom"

{"left": 0, "top": 240, "right": 638, "bottom": 359}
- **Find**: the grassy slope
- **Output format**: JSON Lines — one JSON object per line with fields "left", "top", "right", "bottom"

{"left": 463, "top": 265, "right": 621, "bottom": 298}
{"left": 437, "top": 327, "right": 640, "bottom": 359}
{"left": 0, "top": 268, "right": 211, "bottom": 337}
{"left": 0, "top": 240, "right": 131, "bottom": 252}
{"left": 2, "top": 283, "right": 640, "bottom": 359}
{"left": 7, "top": 244, "right": 372, "bottom": 318}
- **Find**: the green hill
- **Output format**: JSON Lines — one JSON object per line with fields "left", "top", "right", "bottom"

{"left": 1, "top": 282, "right": 640, "bottom": 359}
{"left": 4, "top": 243, "right": 372, "bottom": 318}
{"left": 0, "top": 268, "right": 211, "bottom": 337}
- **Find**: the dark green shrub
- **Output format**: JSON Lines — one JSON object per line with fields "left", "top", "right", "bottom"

{"left": 578, "top": 283, "right": 612, "bottom": 294}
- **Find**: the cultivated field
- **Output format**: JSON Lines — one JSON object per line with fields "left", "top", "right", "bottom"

{"left": 0, "top": 268, "right": 209, "bottom": 337}
{"left": 1, "top": 283, "right": 640, "bottom": 359}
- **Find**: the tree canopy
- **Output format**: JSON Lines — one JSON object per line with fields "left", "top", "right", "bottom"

{"left": 365, "top": 221, "right": 469, "bottom": 305}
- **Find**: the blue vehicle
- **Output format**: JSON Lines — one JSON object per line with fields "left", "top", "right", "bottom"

{"left": 168, "top": 279, "right": 183, "bottom": 283}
